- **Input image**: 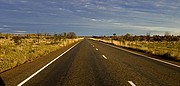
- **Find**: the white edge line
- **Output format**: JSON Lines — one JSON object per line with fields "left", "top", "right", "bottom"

{"left": 17, "top": 41, "right": 80, "bottom": 86}
{"left": 101, "top": 42, "right": 180, "bottom": 68}
{"left": 128, "top": 81, "right": 136, "bottom": 86}
{"left": 102, "top": 55, "right": 107, "bottom": 59}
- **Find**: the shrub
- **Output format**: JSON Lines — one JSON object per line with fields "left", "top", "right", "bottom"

{"left": 0, "top": 38, "right": 80, "bottom": 73}
{"left": 12, "top": 36, "right": 22, "bottom": 45}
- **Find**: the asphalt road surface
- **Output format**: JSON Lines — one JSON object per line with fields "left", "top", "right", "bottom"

{"left": 1, "top": 39, "right": 180, "bottom": 86}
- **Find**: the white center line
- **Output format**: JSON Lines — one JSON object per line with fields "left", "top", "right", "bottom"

{"left": 128, "top": 81, "right": 136, "bottom": 86}
{"left": 96, "top": 48, "right": 98, "bottom": 51}
{"left": 17, "top": 41, "right": 80, "bottom": 86}
{"left": 102, "top": 55, "right": 107, "bottom": 59}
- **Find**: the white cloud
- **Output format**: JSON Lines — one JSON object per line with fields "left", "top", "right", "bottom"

{"left": 3, "top": 25, "right": 13, "bottom": 28}
{"left": 3, "top": 25, "right": 8, "bottom": 27}
{"left": 0, "top": 28, "right": 4, "bottom": 29}
{"left": 26, "top": 11, "right": 32, "bottom": 13}
{"left": 112, "top": 22, "right": 180, "bottom": 34}
{"left": 97, "top": 6, "right": 106, "bottom": 10}
{"left": 76, "top": 10, "right": 82, "bottom": 12}
{"left": 13, "top": 32, "right": 26, "bottom": 34}
{"left": 84, "top": 4, "right": 89, "bottom": 7}
{"left": 0, "top": 27, "right": 10, "bottom": 30}
{"left": 58, "top": 8, "right": 64, "bottom": 11}
{"left": 91, "top": 18, "right": 102, "bottom": 22}
{"left": 58, "top": 8, "right": 73, "bottom": 13}
{"left": 20, "top": 0, "right": 28, "bottom": 3}
{"left": 154, "top": 1, "right": 179, "bottom": 10}
{"left": 14, "top": 30, "right": 27, "bottom": 33}
{"left": 89, "top": 18, "right": 115, "bottom": 23}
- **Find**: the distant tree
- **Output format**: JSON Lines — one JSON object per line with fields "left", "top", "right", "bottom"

{"left": 164, "top": 32, "right": 172, "bottom": 42}
{"left": 153, "top": 35, "right": 162, "bottom": 42}
{"left": 12, "top": 36, "right": 22, "bottom": 45}
{"left": 112, "top": 33, "right": 117, "bottom": 40}
{"left": 26, "top": 34, "right": 31, "bottom": 39}
{"left": 0, "top": 32, "right": 2, "bottom": 37}
{"left": 124, "top": 33, "right": 133, "bottom": 41}
{"left": 0, "top": 32, "right": 4, "bottom": 39}
{"left": 63, "top": 32, "right": 67, "bottom": 38}
{"left": 164, "top": 31, "right": 171, "bottom": 36}
{"left": 5, "top": 34, "right": 10, "bottom": 39}
{"left": 67, "top": 32, "right": 77, "bottom": 39}
{"left": 113, "top": 33, "right": 116, "bottom": 36}
{"left": 44, "top": 33, "right": 50, "bottom": 38}
{"left": 146, "top": 33, "right": 151, "bottom": 41}
{"left": 37, "top": 32, "right": 42, "bottom": 43}
{"left": 132, "top": 35, "right": 138, "bottom": 41}
{"left": 146, "top": 32, "right": 150, "bottom": 36}
{"left": 53, "top": 34, "right": 59, "bottom": 43}
{"left": 169, "top": 36, "right": 179, "bottom": 41}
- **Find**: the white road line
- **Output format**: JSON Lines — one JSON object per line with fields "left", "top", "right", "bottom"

{"left": 128, "top": 81, "right": 136, "bottom": 86}
{"left": 17, "top": 41, "right": 80, "bottom": 86}
{"left": 96, "top": 48, "right": 98, "bottom": 51}
{"left": 102, "top": 55, "right": 107, "bottom": 59}
{"left": 102, "top": 42, "right": 180, "bottom": 68}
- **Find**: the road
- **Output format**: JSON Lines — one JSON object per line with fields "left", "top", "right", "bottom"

{"left": 1, "top": 39, "right": 180, "bottom": 86}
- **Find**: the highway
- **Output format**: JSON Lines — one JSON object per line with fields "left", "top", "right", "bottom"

{"left": 1, "top": 39, "right": 180, "bottom": 86}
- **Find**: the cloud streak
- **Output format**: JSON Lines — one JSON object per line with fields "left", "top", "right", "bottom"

{"left": 0, "top": 0, "right": 180, "bottom": 35}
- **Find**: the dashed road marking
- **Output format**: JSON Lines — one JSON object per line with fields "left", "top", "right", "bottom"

{"left": 101, "top": 42, "right": 180, "bottom": 68}
{"left": 96, "top": 48, "right": 98, "bottom": 51}
{"left": 102, "top": 55, "right": 107, "bottom": 59}
{"left": 128, "top": 81, "right": 136, "bottom": 86}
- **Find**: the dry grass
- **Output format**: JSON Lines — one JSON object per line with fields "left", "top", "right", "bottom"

{"left": 0, "top": 38, "right": 80, "bottom": 73}
{"left": 125, "top": 41, "right": 180, "bottom": 60}
{"left": 91, "top": 38, "right": 180, "bottom": 61}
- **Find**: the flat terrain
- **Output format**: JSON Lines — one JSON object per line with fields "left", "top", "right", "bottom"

{"left": 0, "top": 39, "right": 180, "bottom": 86}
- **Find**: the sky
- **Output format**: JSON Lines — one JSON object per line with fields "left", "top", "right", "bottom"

{"left": 0, "top": 0, "right": 180, "bottom": 36}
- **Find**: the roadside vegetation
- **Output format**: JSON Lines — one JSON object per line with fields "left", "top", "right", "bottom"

{"left": 91, "top": 32, "right": 180, "bottom": 61}
{"left": 0, "top": 32, "right": 80, "bottom": 73}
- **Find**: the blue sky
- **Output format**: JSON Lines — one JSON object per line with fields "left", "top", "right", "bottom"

{"left": 0, "top": 0, "right": 180, "bottom": 36}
